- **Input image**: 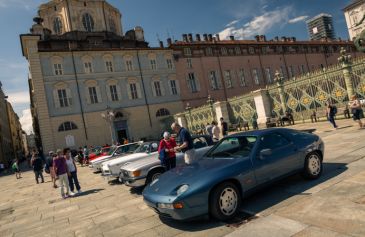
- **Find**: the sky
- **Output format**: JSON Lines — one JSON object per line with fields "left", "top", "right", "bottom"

{"left": 0, "top": 0, "right": 353, "bottom": 134}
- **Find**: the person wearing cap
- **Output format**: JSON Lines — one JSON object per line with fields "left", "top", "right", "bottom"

{"left": 46, "top": 151, "right": 57, "bottom": 188}
{"left": 53, "top": 149, "right": 72, "bottom": 198}
{"left": 158, "top": 132, "right": 177, "bottom": 170}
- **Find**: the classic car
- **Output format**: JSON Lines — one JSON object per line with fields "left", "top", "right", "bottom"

{"left": 120, "top": 135, "right": 215, "bottom": 187}
{"left": 89, "top": 146, "right": 112, "bottom": 161}
{"left": 89, "top": 142, "right": 141, "bottom": 172}
{"left": 143, "top": 128, "right": 324, "bottom": 221}
{"left": 101, "top": 141, "right": 159, "bottom": 179}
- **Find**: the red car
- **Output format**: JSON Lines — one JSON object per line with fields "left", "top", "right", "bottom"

{"left": 89, "top": 147, "right": 112, "bottom": 161}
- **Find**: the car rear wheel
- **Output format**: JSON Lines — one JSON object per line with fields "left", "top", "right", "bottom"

{"left": 210, "top": 182, "right": 241, "bottom": 221}
{"left": 146, "top": 168, "right": 164, "bottom": 185}
{"left": 303, "top": 152, "right": 322, "bottom": 179}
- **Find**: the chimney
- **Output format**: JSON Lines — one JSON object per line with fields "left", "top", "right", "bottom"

{"left": 292, "top": 37, "right": 296, "bottom": 42}
{"left": 208, "top": 34, "right": 213, "bottom": 41}
{"left": 188, "top": 33, "right": 193, "bottom": 42}
{"left": 281, "top": 36, "right": 286, "bottom": 42}
{"left": 229, "top": 35, "right": 235, "bottom": 41}
{"left": 203, "top": 34, "right": 208, "bottom": 41}
{"left": 182, "top": 34, "right": 188, "bottom": 42}
{"left": 167, "top": 38, "right": 172, "bottom": 46}
{"left": 196, "top": 34, "right": 201, "bottom": 41}
{"left": 159, "top": 41, "right": 164, "bottom": 48}
{"left": 215, "top": 34, "right": 220, "bottom": 41}
{"left": 274, "top": 36, "right": 279, "bottom": 41}
{"left": 255, "top": 35, "right": 260, "bottom": 42}
{"left": 260, "top": 35, "right": 266, "bottom": 42}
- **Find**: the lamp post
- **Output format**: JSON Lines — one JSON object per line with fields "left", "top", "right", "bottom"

{"left": 185, "top": 103, "right": 192, "bottom": 130}
{"left": 101, "top": 108, "right": 115, "bottom": 145}
{"left": 274, "top": 70, "right": 287, "bottom": 115}
{"left": 338, "top": 47, "right": 354, "bottom": 99}
{"left": 207, "top": 95, "right": 215, "bottom": 116}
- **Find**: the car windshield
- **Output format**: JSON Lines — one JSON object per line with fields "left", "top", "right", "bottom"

{"left": 113, "top": 143, "right": 140, "bottom": 156}
{"left": 206, "top": 136, "right": 257, "bottom": 158}
{"left": 134, "top": 142, "right": 158, "bottom": 153}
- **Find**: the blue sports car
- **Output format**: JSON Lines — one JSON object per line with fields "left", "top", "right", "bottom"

{"left": 143, "top": 128, "right": 324, "bottom": 221}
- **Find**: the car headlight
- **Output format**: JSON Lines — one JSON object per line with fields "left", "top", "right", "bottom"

{"left": 129, "top": 170, "right": 141, "bottom": 177}
{"left": 176, "top": 184, "right": 189, "bottom": 196}
{"left": 150, "top": 178, "right": 159, "bottom": 186}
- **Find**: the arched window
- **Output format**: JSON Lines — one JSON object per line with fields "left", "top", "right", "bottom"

{"left": 82, "top": 13, "right": 94, "bottom": 32}
{"left": 53, "top": 17, "right": 63, "bottom": 35}
{"left": 156, "top": 108, "right": 170, "bottom": 117}
{"left": 58, "top": 122, "right": 78, "bottom": 132}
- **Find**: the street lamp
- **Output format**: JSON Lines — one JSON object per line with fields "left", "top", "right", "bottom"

{"left": 101, "top": 108, "right": 115, "bottom": 145}
{"left": 185, "top": 102, "right": 192, "bottom": 114}
{"left": 206, "top": 94, "right": 215, "bottom": 115}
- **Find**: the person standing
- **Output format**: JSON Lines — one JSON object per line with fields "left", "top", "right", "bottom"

{"left": 212, "top": 121, "right": 221, "bottom": 142}
{"left": 53, "top": 149, "right": 73, "bottom": 198}
{"left": 64, "top": 148, "right": 81, "bottom": 194}
{"left": 31, "top": 149, "right": 44, "bottom": 184}
{"left": 220, "top": 117, "right": 228, "bottom": 137}
{"left": 83, "top": 146, "right": 89, "bottom": 165}
{"left": 12, "top": 159, "right": 21, "bottom": 179}
{"left": 46, "top": 151, "right": 57, "bottom": 188}
{"left": 158, "top": 132, "right": 177, "bottom": 170}
{"left": 171, "top": 122, "right": 196, "bottom": 165}
{"left": 349, "top": 95, "right": 364, "bottom": 129}
{"left": 326, "top": 102, "right": 338, "bottom": 129}
{"left": 205, "top": 122, "right": 213, "bottom": 138}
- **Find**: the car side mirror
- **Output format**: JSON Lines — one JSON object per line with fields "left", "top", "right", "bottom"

{"left": 259, "top": 149, "right": 272, "bottom": 160}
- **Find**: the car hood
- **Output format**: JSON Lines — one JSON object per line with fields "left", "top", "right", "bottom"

{"left": 122, "top": 155, "right": 160, "bottom": 171}
{"left": 104, "top": 152, "right": 157, "bottom": 167}
{"left": 90, "top": 155, "right": 111, "bottom": 164}
{"left": 145, "top": 157, "right": 243, "bottom": 195}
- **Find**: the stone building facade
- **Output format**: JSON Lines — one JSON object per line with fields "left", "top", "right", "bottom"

{"left": 21, "top": 0, "right": 182, "bottom": 153}
{"left": 168, "top": 34, "right": 359, "bottom": 108}
{"left": 0, "top": 84, "right": 13, "bottom": 167}
{"left": 343, "top": 0, "right": 365, "bottom": 40}
{"left": 6, "top": 102, "right": 25, "bottom": 160}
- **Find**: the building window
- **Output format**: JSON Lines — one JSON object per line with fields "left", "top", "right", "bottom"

{"left": 288, "top": 66, "right": 294, "bottom": 78}
{"left": 301, "top": 65, "right": 306, "bottom": 74}
{"left": 188, "top": 73, "right": 198, "bottom": 93}
{"left": 109, "top": 85, "right": 119, "bottom": 101}
{"left": 154, "top": 81, "right": 162, "bottom": 96}
{"left": 252, "top": 69, "right": 260, "bottom": 85}
{"left": 53, "top": 17, "right": 63, "bottom": 35}
{"left": 58, "top": 89, "right": 69, "bottom": 107}
{"left": 209, "top": 71, "right": 219, "bottom": 90}
{"left": 224, "top": 70, "right": 233, "bottom": 88}
{"left": 170, "top": 80, "right": 178, "bottom": 95}
{"left": 249, "top": 47, "right": 255, "bottom": 54}
{"left": 88, "top": 87, "right": 98, "bottom": 104}
{"left": 265, "top": 68, "right": 272, "bottom": 83}
{"left": 221, "top": 47, "right": 228, "bottom": 55}
{"left": 126, "top": 60, "right": 133, "bottom": 71}
{"left": 58, "top": 122, "right": 78, "bottom": 132}
{"left": 129, "top": 83, "right": 138, "bottom": 99}
{"left": 166, "top": 59, "right": 173, "bottom": 69}
{"left": 109, "top": 18, "right": 116, "bottom": 33}
{"left": 53, "top": 63, "right": 63, "bottom": 75}
{"left": 150, "top": 59, "right": 157, "bottom": 70}
{"left": 82, "top": 13, "right": 94, "bottom": 32}
{"left": 235, "top": 47, "right": 241, "bottom": 55}
{"left": 238, "top": 69, "right": 246, "bottom": 87}
{"left": 206, "top": 47, "right": 213, "bottom": 56}
{"left": 184, "top": 48, "right": 192, "bottom": 56}
{"left": 156, "top": 108, "right": 170, "bottom": 117}
{"left": 187, "top": 58, "right": 192, "bottom": 69}
{"left": 280, "top": 66, "right": 286, "bottom": 79}
{"left": 105, "top": 61, "right": 113, "bottom": 72}
{"left": 84, "top": 62, "right": 93, "bottom": 73}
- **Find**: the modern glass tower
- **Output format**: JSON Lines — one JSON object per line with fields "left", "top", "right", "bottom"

{"left": 307, "top": 13, "right": 336, "bottom": 40}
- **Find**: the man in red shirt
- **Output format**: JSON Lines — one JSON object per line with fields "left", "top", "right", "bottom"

{"left": 158, "top": 132, "right": 177, "bottom": 170}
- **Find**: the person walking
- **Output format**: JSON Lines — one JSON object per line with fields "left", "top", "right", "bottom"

{"left": 158, "top": 132, "right": 177, "bottom": 171}
{"left": 31, "top": 149, "right": 44, "bottom": 184}
{"left": 349, "top": 95, "right": 364, "bottom": 129}
{"left": 53, "top": 149, "right": 73, "bottom": 198}
{"left": 171, "top": 122, "right": 196, "bottom": 165}
{"left": 64, "top": 148, "right": 81, "bottom": 194}
{"left": 46, "top": 151, "right": 57, "bottom": 188}
{"left": 326, "top": 102, "right": 338, "bottom": 129}
{"left": 220, "top": 117, "right": 228, "bottom": 136}
{"left": 212, "top": 121, "right": 221, "bottom": 142}
{"left": 205, "top": 122, "right": 213, "bottom": 138}
{"left": 12, "top": 159, "right": 21, "bottom": 179}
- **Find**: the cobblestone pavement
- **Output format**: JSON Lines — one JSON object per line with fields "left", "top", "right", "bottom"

{"left": 0, "top": 119, "right": 365, "bottom": 237}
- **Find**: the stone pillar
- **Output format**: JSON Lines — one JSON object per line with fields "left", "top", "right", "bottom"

{"left": 175, "top": 113, "right": 188, "bottom": 128}
{"left": 338, "top": 47, "right": 354, "bottom": 99}
{"left": 214, "top": 101, "right": 229, "bottom": 123}
{"left": 274, "top": 71, "right": 287, "bottom": 114}
{"left": 253, "top": 89, "right": 272, "bottom": 125}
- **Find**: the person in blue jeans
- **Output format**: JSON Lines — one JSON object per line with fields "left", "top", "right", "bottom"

{"left": 326, "top": 102, "right": 338, "bottom": 129}
{"left": 64, "top": 148, "right": 81, "bottom": 194}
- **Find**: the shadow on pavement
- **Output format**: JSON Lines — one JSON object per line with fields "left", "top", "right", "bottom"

{"left": 129, "top": 186, "right": 144, "bottom": 195}
{"left": 159, "top": 162, "right": 347, "bottom": 231}
{"left": 77, "top": 188, "right": 104, "bottom": 197}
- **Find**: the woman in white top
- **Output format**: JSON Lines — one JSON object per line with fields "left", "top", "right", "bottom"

{"left": 65, "top": 148, "right": 82, "bottom": 194}
{"left": 212, "top": 121, "right": 221, "bottom": 142}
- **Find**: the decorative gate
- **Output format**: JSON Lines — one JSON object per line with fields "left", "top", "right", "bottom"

{"left": 228, "top": 94, "right": 257, "bottom": 125}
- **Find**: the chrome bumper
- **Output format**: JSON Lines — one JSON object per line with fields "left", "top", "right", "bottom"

{"left": 124, "top": 177, "right": 146, "bottom": 187}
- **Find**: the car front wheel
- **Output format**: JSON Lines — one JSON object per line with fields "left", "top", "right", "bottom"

{"left": 303, "top": 152, "right": 322, "bottom": 179}
{"left": 145, "top": 168, "right": 164, "bottom": 185}
{"left": 210, "top": 182, "right": 241, "bottom": 221}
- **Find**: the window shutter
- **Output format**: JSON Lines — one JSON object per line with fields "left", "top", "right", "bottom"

{"left": 195, "top": 77, "right": 201, "bottom": 92}
{"left": 168, "top": 80, "right": 173, "bottom": 95}
{"left": 151, "top": 81, "right": 157, "bottom": 97}
{"left": 53, "top": 89, "right": 60, "bottom": 108}
{"left": 136, "top": 82, "right": 142, "bottom": 99}
{"left": 160, "top": 81, "right": 165, "bottom": 96}
{"left": 127, "top": 84, "right": 132, "bottom": 99}
{"left": 186, "top": 75, "right": 191, "bottom": 90}
{"left": 66, "top": 88, "right": 73, "bottom": 106}
{"left": 85, "top": 87, "right": 91, "bottom": 104}
{"left": 96, "top": 86, "right": 102, "bottom": 103}
{"left": 217, "top": 74, "right": 223, "bottom": 89}
{"left": 106, "top": 85, "right": 112, "bottom": 101}
{"left": 116, "top": 84, "right": 122, "bottom": 101}
{"left": 175, "top": 80, "right": 180, "bottom": 95}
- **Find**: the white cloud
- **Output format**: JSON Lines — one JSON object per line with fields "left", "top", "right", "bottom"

{"left": 219, "top": 7, "right": 292, "bottom": 40}
{"left": 225, "top": 19, "right": 240, "bottom": 28}
{"left": 6, "top": 91, "right": 30, "bottom": 105}
{"left": 288, "top": 15, "right": 309, "bottom": 24}
{"left": 19, "top": 109, "right": 33, "bottom": 135}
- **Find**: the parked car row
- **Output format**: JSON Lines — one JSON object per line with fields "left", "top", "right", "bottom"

{"left": 85, "top": 129, "right": 325, "bottom": 222}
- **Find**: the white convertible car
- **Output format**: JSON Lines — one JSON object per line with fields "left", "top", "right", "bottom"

{"left": 89, "top": 142, "right": 141, "bottom": 172}
{"left": 101, "top": 141, "right": 159, "bottom": 180}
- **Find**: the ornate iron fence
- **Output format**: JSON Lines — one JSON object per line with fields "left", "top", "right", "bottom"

{"left": 228, "top": 94, "right": 257, "bottom": 125}
{"left": 182, "top": 104, "right": 215, "bottom": 133}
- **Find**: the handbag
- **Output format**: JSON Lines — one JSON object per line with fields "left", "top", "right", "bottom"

{"left": 158, "top": 140, "right": 167, "bottom": 161}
